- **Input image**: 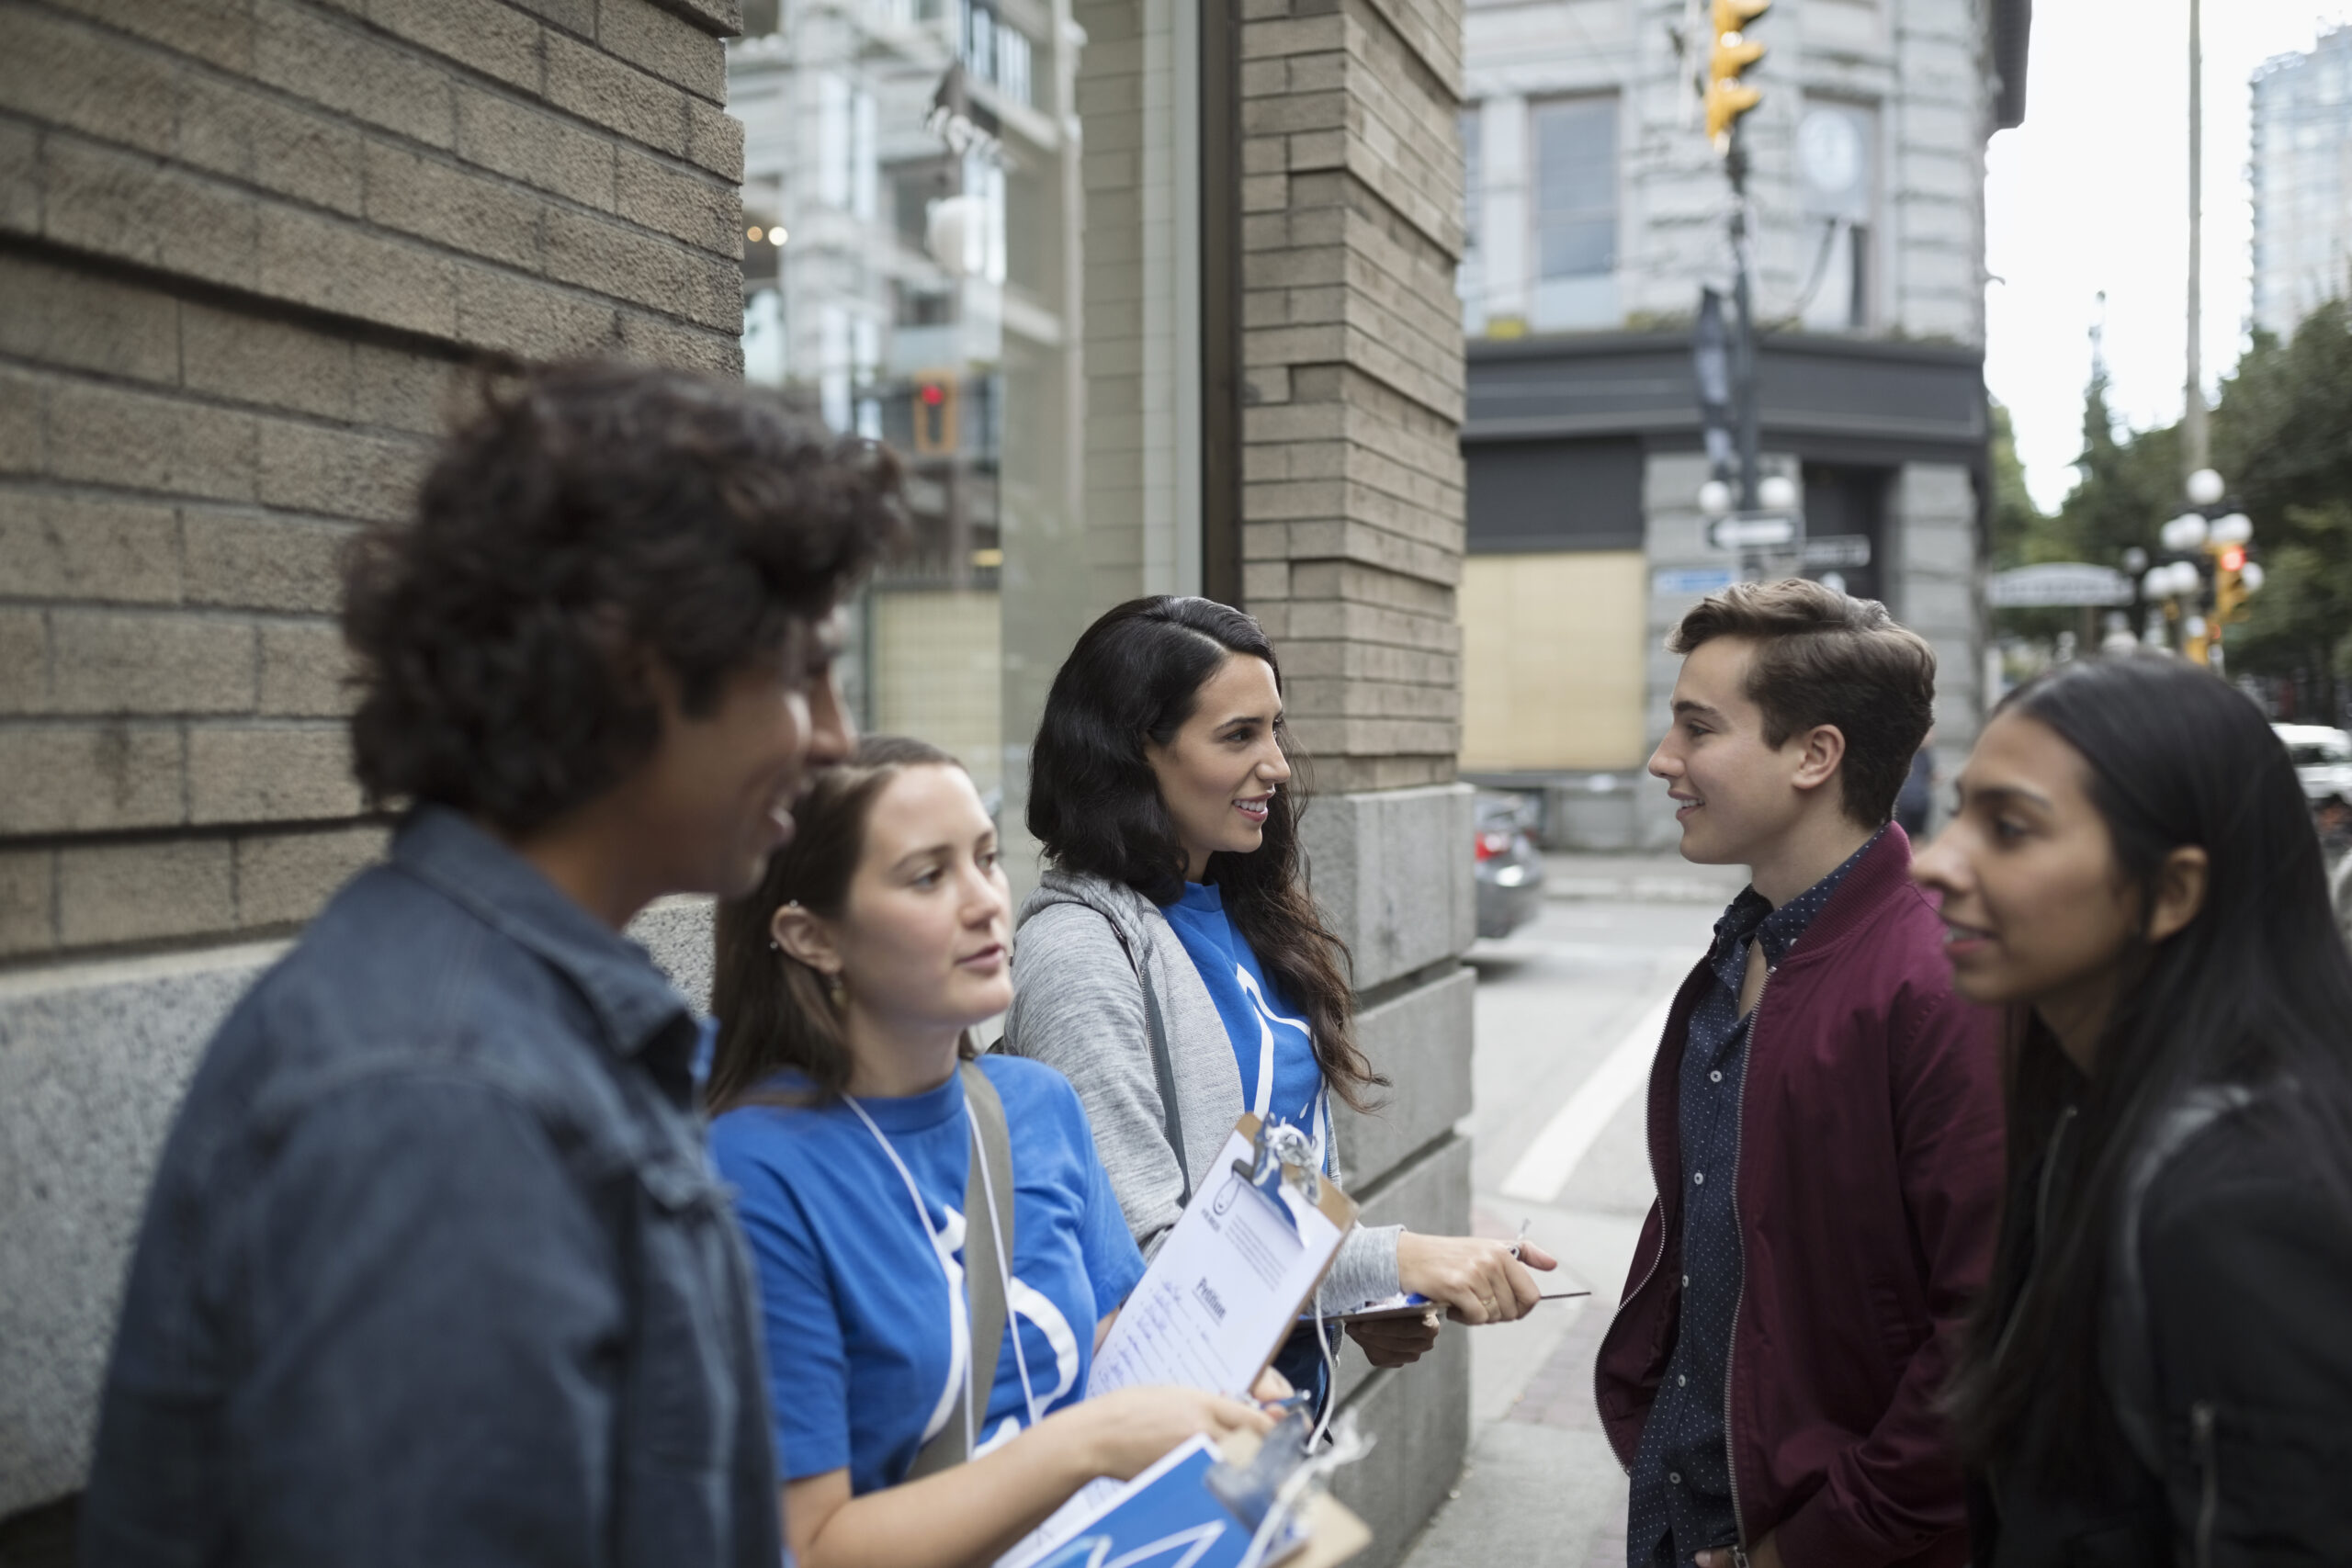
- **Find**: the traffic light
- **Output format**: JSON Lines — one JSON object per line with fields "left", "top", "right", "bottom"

{"left": 2214, "top": 550, "right": 2248, "bottom": 626}
{"left": 1705, "top": 0, "right": 1770, "bottom": 148}
{"left": 910, "top": 375, "right": 958, "bottom": 455}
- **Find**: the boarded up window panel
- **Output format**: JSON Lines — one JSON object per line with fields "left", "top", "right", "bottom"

{"left": 1458, "top": 551, "right": 1649, "bottom": 772}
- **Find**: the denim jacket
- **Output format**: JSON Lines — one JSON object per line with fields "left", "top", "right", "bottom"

{"left": 80, "top": 807, "right": 779, "bottom": 1568}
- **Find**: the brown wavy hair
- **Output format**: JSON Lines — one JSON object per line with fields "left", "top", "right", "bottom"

{"left": 707, "top": 735, "right": 974, "bottom": 1111}
{"left": 1026, "top": 597, "right": 1385, "bottom": 1112}
{"left": 1667, "top": 578, "right": 1935, "bottom": 827}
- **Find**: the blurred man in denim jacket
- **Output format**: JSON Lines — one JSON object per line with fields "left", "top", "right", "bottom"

{"left": 81, "top": 365, "right": 905, "bottom": 1568}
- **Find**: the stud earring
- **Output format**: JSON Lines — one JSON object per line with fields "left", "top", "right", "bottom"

{"left": 827, "top": 973, "right": 849, "bottom": 1012}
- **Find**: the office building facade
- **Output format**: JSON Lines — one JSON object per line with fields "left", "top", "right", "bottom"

{"left": 2251, "top": 25, "right": 2352, "bottom": 342}
{"left": 1454, "top": 0, "right": 2029, "bottom": 846}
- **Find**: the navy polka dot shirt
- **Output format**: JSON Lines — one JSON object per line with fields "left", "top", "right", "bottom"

{"left": 1625, "top": 829, "right": 1881, "bottom": 1567}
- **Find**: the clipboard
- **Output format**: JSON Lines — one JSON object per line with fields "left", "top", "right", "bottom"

{"left": 1311, "top": 1289, "right": 1593, "bottom": 1324}
{"left": 994, "top": 1430, "right": 1371, "bottom": 1568}
{"left": 1088, "top": 1115, "right": 1358, "bottom": 1400}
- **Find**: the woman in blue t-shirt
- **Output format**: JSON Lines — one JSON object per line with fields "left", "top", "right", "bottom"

{"left": 707, "top": 736, "right": 1271, "bottom": 1568}
{"left": 1005, "top": 598, "right": 1557, "bottom": 1402}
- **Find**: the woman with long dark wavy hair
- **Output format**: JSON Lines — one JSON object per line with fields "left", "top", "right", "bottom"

{"left": 1004, "top": 597, "right": 1554, "bottom": 1404}
{"left": 1911, "top": 655, "right": 2352, "bottom": 1565}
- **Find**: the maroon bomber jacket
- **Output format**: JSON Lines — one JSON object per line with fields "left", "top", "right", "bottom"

{"left": 1593, "top": 824, "right": 2005, "bottom": 1567}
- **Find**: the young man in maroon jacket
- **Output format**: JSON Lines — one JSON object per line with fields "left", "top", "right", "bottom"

{"left": 1597, "top": 580, "right": 2003, "bottom": 1568}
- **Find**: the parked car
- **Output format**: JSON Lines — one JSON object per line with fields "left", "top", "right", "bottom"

{"left": 2274, "top": 723, "right": 2352, "bottom": 807}
{"left": 1474, "top": 792, "right": 1544, "bottom": 939}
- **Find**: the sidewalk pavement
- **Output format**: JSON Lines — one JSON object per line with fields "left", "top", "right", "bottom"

{"left": 1541, "top": 850, "right": 1747, "bottom": 907}
{"left": 1387, "top": 1201, "right": 1645, "bottom": 1568}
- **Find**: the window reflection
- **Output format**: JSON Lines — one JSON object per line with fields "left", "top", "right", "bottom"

{"left": 730, "top": 0, "right": 1077, "bottom": 814}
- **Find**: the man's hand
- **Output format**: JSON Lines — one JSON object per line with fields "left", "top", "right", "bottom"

{"left": 1343, "top": 1312, "right": 1441, "bottom": 1367}
{"left": 1694, "top": 1531, "right": 1781, "bottom": 1568}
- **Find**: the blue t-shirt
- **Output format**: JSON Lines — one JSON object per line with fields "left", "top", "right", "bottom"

{"left": 1160, "top": 882, "right": 1326, "bottom": 1156}
{"left": 709, "top": 1055, "right": 1146, "bottom": 1495}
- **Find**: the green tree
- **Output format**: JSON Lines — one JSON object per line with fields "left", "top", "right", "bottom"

{"left": 2211, "top": 300, "right": 2352, "bottom": 716}
{"left": 1986, "top": 399, "right": 2043, "bottom": 570}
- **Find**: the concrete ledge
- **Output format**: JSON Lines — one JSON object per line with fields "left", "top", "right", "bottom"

{"left": 1330, "top": 1132, "right": 1473, "bottom": 1414}
{"left": 1302, "top": 784, "right": 1476, "bottom": 991}
{"left": 627, "top": 893, "right": 716, "bottom": 1012}
{"left": 0, "top": 941, "right": 284, "bottom": 1514}
{"left": 1334, "top": 964, "right": 1474, "bottom": 1190}
{"left": 1329, "top": 1328, "right": 1474, "bottom": 1568}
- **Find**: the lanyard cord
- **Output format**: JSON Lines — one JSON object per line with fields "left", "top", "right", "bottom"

{"left": 843, "top": 1089, "right": 1044, "bottom": 1450}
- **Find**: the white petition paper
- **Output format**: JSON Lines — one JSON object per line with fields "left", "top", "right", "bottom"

{"left": 1086, "top": 1123, "right": 1349, "bottom": 1399}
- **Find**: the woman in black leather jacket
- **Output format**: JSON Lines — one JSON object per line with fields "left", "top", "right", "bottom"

{"left": 1912, "top": 655, "right": 2352, "bottom": 1566}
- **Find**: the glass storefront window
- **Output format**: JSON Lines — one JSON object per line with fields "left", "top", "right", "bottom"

{"left": 730, "top": 1, "right": 1085, "bottom": 842}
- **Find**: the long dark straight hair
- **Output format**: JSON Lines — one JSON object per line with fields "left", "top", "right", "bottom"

{"left": 707, "top": 735, "right": 974, "bottom": 1111}
{"left": 1945, "top": 656, "right": 2352, "bottom": 1493}
{"left": 1027, "top": 596, "right": 1385, "bottom": 1112}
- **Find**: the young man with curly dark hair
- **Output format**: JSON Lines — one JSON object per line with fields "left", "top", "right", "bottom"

{"left": 81, "top": 364, "right": 907, "bottom": 1568}
{"left": 1597, "top": 580, "right": 2004, "bottom": 1568}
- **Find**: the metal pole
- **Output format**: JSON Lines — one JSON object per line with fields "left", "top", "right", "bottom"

{"left": 2184, "top": 0, "right": 2209, "bottom": 478}
{"left": 1727, "top": 124, "right": 1760, "bottom": 513}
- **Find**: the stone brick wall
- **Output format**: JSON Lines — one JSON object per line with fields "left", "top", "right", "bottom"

{"left": 0, "top": 0, "right": 744, "bottom": 967}
{"left": 1238, "top": 0, "right": 1466, "bottom": 796}
{"left": 0, "top": 0, "right": 745, "bottom": 1527}
{"left": 1229, "top": 6, "right": 1477, "bottom": 1563}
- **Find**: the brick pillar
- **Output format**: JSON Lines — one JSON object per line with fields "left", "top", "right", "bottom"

{"left": 1233, "top": 6, "right": 1476, "bottom": 1562}
{"left": 0, "top": 0, "right": 746, "bottom": 1532}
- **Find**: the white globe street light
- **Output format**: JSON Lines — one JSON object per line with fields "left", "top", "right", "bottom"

{"left": 2209, "top": 512, "right": 2253, "bottom": 547}
{"left": 2168, "top": 561, "right": 2203, "bottom": 598}
{"left": 2143, "top": 566, "right": 2176, "bottom": 599}
{"left": 1758, "top": 473, "right": 1799, "bottom": 512}
{"left": 2160, "top": 513, "right": 2209, "bottom": 552}
{"left": 1697, "top": 479, "right": 1733, "bottom": 517}
{"left": 2240, "top": 561, "right": 2267, "bottom": 593}
{"left": 2187, "top": 468, "right": 2226, "bottom": 507}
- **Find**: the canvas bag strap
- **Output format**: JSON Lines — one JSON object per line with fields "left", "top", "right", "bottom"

{"left": 906, "top": 1060, "right": 1017, "bottom": 1478}
{"left": 1101, "top": 915, "right": 1189, "bottom": 1208}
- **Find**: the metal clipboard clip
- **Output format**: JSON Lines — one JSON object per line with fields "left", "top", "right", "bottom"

{"left": 1228, "top": 1119, "right": 1322, "bottom": 1229}
{"left": 1205, "top": 1406, "right": 1374, "bottom": 1568}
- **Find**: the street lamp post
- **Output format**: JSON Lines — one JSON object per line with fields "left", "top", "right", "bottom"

{"left": 2147, "top": 468, "right": 2261, "bottom": 669}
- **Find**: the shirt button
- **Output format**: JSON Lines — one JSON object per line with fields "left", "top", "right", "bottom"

{"left": 1678, "top": 1374, "right": 1688, "bottom": 1386}
{"left": 1669, "top": 1472, "right": 1683, "bottom": 1485}
{"left": 1693, "top": 1171, "right": 1705, "bottom": 1186}
{"left": 1682, "top": 1274, "right": 1690, "bottom": 1287}
{"left": 1709, "top": 1069, "right": 1723, "bottom": 1083}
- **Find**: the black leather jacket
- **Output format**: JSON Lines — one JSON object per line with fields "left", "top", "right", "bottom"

{"left": 1969, "top": 1099, "right": 2352, "bottom": 1567}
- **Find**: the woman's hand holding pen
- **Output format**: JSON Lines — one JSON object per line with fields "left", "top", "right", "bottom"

{"left": 1394, "top": 1229, "right": 1557, "bottom": 1325}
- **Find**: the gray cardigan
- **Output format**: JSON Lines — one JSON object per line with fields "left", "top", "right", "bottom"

{"left": 1001, "top": 869, "right": 1401, "bottom": 1312}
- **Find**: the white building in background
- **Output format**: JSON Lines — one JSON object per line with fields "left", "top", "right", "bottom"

{"left": 2251, "top": 26, "right": 2352, "bottom": 342}
{"left": 1453, "top": 0, "right": 2030, "bottom": 847}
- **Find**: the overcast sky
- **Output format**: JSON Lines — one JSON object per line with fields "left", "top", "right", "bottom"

{"left": 1984, "top": 1, "right": 2350, "bottom": 513}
